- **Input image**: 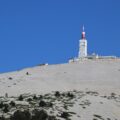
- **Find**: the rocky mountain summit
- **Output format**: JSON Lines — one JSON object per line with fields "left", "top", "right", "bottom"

{"left": 0, "top": 59, "right": 120, "bottom": 119}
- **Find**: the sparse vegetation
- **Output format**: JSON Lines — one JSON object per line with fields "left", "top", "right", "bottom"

{"left": 11, "top": 110, "right": 31, "bottom": 120}
{"left": 26, "top": 72, "right": 29, "bottom": 75}
{"left": 39, "top": 100, "right": 47, "bottom": 107}
{"left": 32, "top": 109, "right": 48, "bottom": 120}
{"left": 27, "top": 98, "right": 33, "bottom": 102}
{"left": 67, "top": 92, "right": 74, "bottom": 98}
{"left": 33, "top": 95, "right": 38, "bottom": 100}
{"left": 10, "top": 101, "right": 16, "bottom": 107}
{"left": 60, "top": 112, "right": 71, "bottom": 119}
{"left": 0, "top": 102, "right": 4, "bottom": 108}
{"left": 55, "top": 91, "right": 60, "bottom": 97}
{"left": 0, "top": 116, "right": 5, "bottom": 120}
{"left": 3, "top": 104, "right": 9, "bottom": 113}
{"left": 0, "top": 90, "right": 119, "bottom": 120}
{"left": 8, "top": 77, "right": 13, "bottom": 80}
{"left": 18, "top": 95, "right": 24, "bottom": 101}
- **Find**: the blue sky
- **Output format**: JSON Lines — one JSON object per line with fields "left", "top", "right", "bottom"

{"left": 0, "top": 0, "right": 120, "bottom": 72}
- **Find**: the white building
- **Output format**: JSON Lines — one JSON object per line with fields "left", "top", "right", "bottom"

{"left": 68, "top": 25, "right": 117, "bottom": 63}
{"left": 78, "top": 26, "right": 87, "bottom": 58}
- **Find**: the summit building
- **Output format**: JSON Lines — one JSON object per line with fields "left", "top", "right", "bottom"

{"left": 69, "top": 25, "right": 117, "bottom": 63}
{"left": 78, "top": 26, "right": 87, "bottom": 58}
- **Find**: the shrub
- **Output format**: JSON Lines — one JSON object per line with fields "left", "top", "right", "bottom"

{"left": 47, "top": 102, "right": 53, "bottom": 107}
{"left": 32, "top": 109, "right": 48, "bottom": 120}
{"left": 27, "top": 98, "right": 33, "bottom": 102}
{"left": 39, "top": 95, "right": 43, "bottom": 100}
{"left": 33, "top": 95, "right": 38, "bottom": 100}
{"left": 48, "top": 116, "right": 57, "bottom": 120}
{"left": 10, "top": 101, "right": 16, "bottom": 107}
{"left": 0, "top": 103, "right": 9, "bottom": 113}
{"left": 0, "top": 116, "right": 6, "bottom": 120}
{"left": 11, "top": 110, "right": 31, "bottom": 120}
{"left": 62, "top": 93, "right": 65, "bottom": 97}
{"left": 67, "top": 92, "right": 74, "bottom": 98}
{"left": 0, "top": 102, "right": 4, "bottom": 109}
{"left": 18, "top": 95, "right": 24, "bottom": 101}
{"left": 5, "top": 93, "right": 8, "bottom": 98}
{"left": 111, "top": 93, "right": 116, "bottom": 97}
{"left": 55, "top": 91, "right": 60, "bottom": 97}
{"left": 8, "top": 77, "right": 13, "bottom": 80}
{"left": 61, "top": 112, "right": 70, "bottom": 119}
{"left": 26, "top": 72, "right": 29, "bottom": 75}
{"left": 39, "top": 101, "right": 47, "bottom": 107}
{"left": 3, "top": 104, "right": 9, "bottom": 113}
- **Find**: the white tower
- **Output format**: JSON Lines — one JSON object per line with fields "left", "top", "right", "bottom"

{"left": 78, "top": 26, "right": 87, "bottom": 58}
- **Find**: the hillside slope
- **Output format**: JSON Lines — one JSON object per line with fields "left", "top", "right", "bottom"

{"left": 0, "top": 59, "right": 120, "bottom": 96}
{"left": 0, "top": 59, "right": 120, "bottom": 120}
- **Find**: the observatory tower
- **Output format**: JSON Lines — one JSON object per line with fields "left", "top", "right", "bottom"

{"left": 78, "top": 26, "right": 87, "bottom": 58}
{"left": 68, "top": 25, "right": 117, "bottom": 63}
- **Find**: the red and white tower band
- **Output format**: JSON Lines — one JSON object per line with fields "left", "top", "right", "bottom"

{"left": 78, "top": 25, "right": 87, "bottom": 58}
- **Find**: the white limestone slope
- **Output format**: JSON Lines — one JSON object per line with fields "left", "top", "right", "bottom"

{"left": 0, "top": 59, "right": 120, "bottom": 119}
{"left": 0, "top": 59, "right": 120, "bottom": 96}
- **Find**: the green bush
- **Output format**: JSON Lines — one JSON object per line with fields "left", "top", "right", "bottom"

{"left": 32, "top": 109, "right": 48, "bottom": 120}
{"left": 10, "top": 101, "right": 16, "bottom": 107}
{"left": 55, "top": 91, "right": 60, "bottom": 97}
{"left": 11, "top": 110, "right": 31, "bottom": 120}
{"left": 39, "top": 101, "right": 47, "bottom": 107}
{"left": 3, "top": 104, "right": 9, "bottom": 113}
{"left": 0, "top": 102, "right": 4, "bottom": 109}
{"left": 18, "top": 95, "right": 24, "bottom": 101}
{"left": 61, "top": 112, "right": 70, "bottom": 119}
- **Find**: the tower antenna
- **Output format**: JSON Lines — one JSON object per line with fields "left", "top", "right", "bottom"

{"left": 81, "top": 25, "right": 85, "bottom": 39}
{"left": 82, "top": 25, "right": 85, "bottom": 32}
{"left": 79, "top": 25, "right": 87, "bottom": 58}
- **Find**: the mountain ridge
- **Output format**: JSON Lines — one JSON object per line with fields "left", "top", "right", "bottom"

{"left": 0, "top": 59, "right": 120, "bottom": 120}
{"left": 0, "top": 59, "right": 120, "bottom": 96}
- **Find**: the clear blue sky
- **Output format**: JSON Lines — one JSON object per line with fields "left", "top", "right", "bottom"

{"left": 0, "top": 0, "right": 120, "bottom": 72}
